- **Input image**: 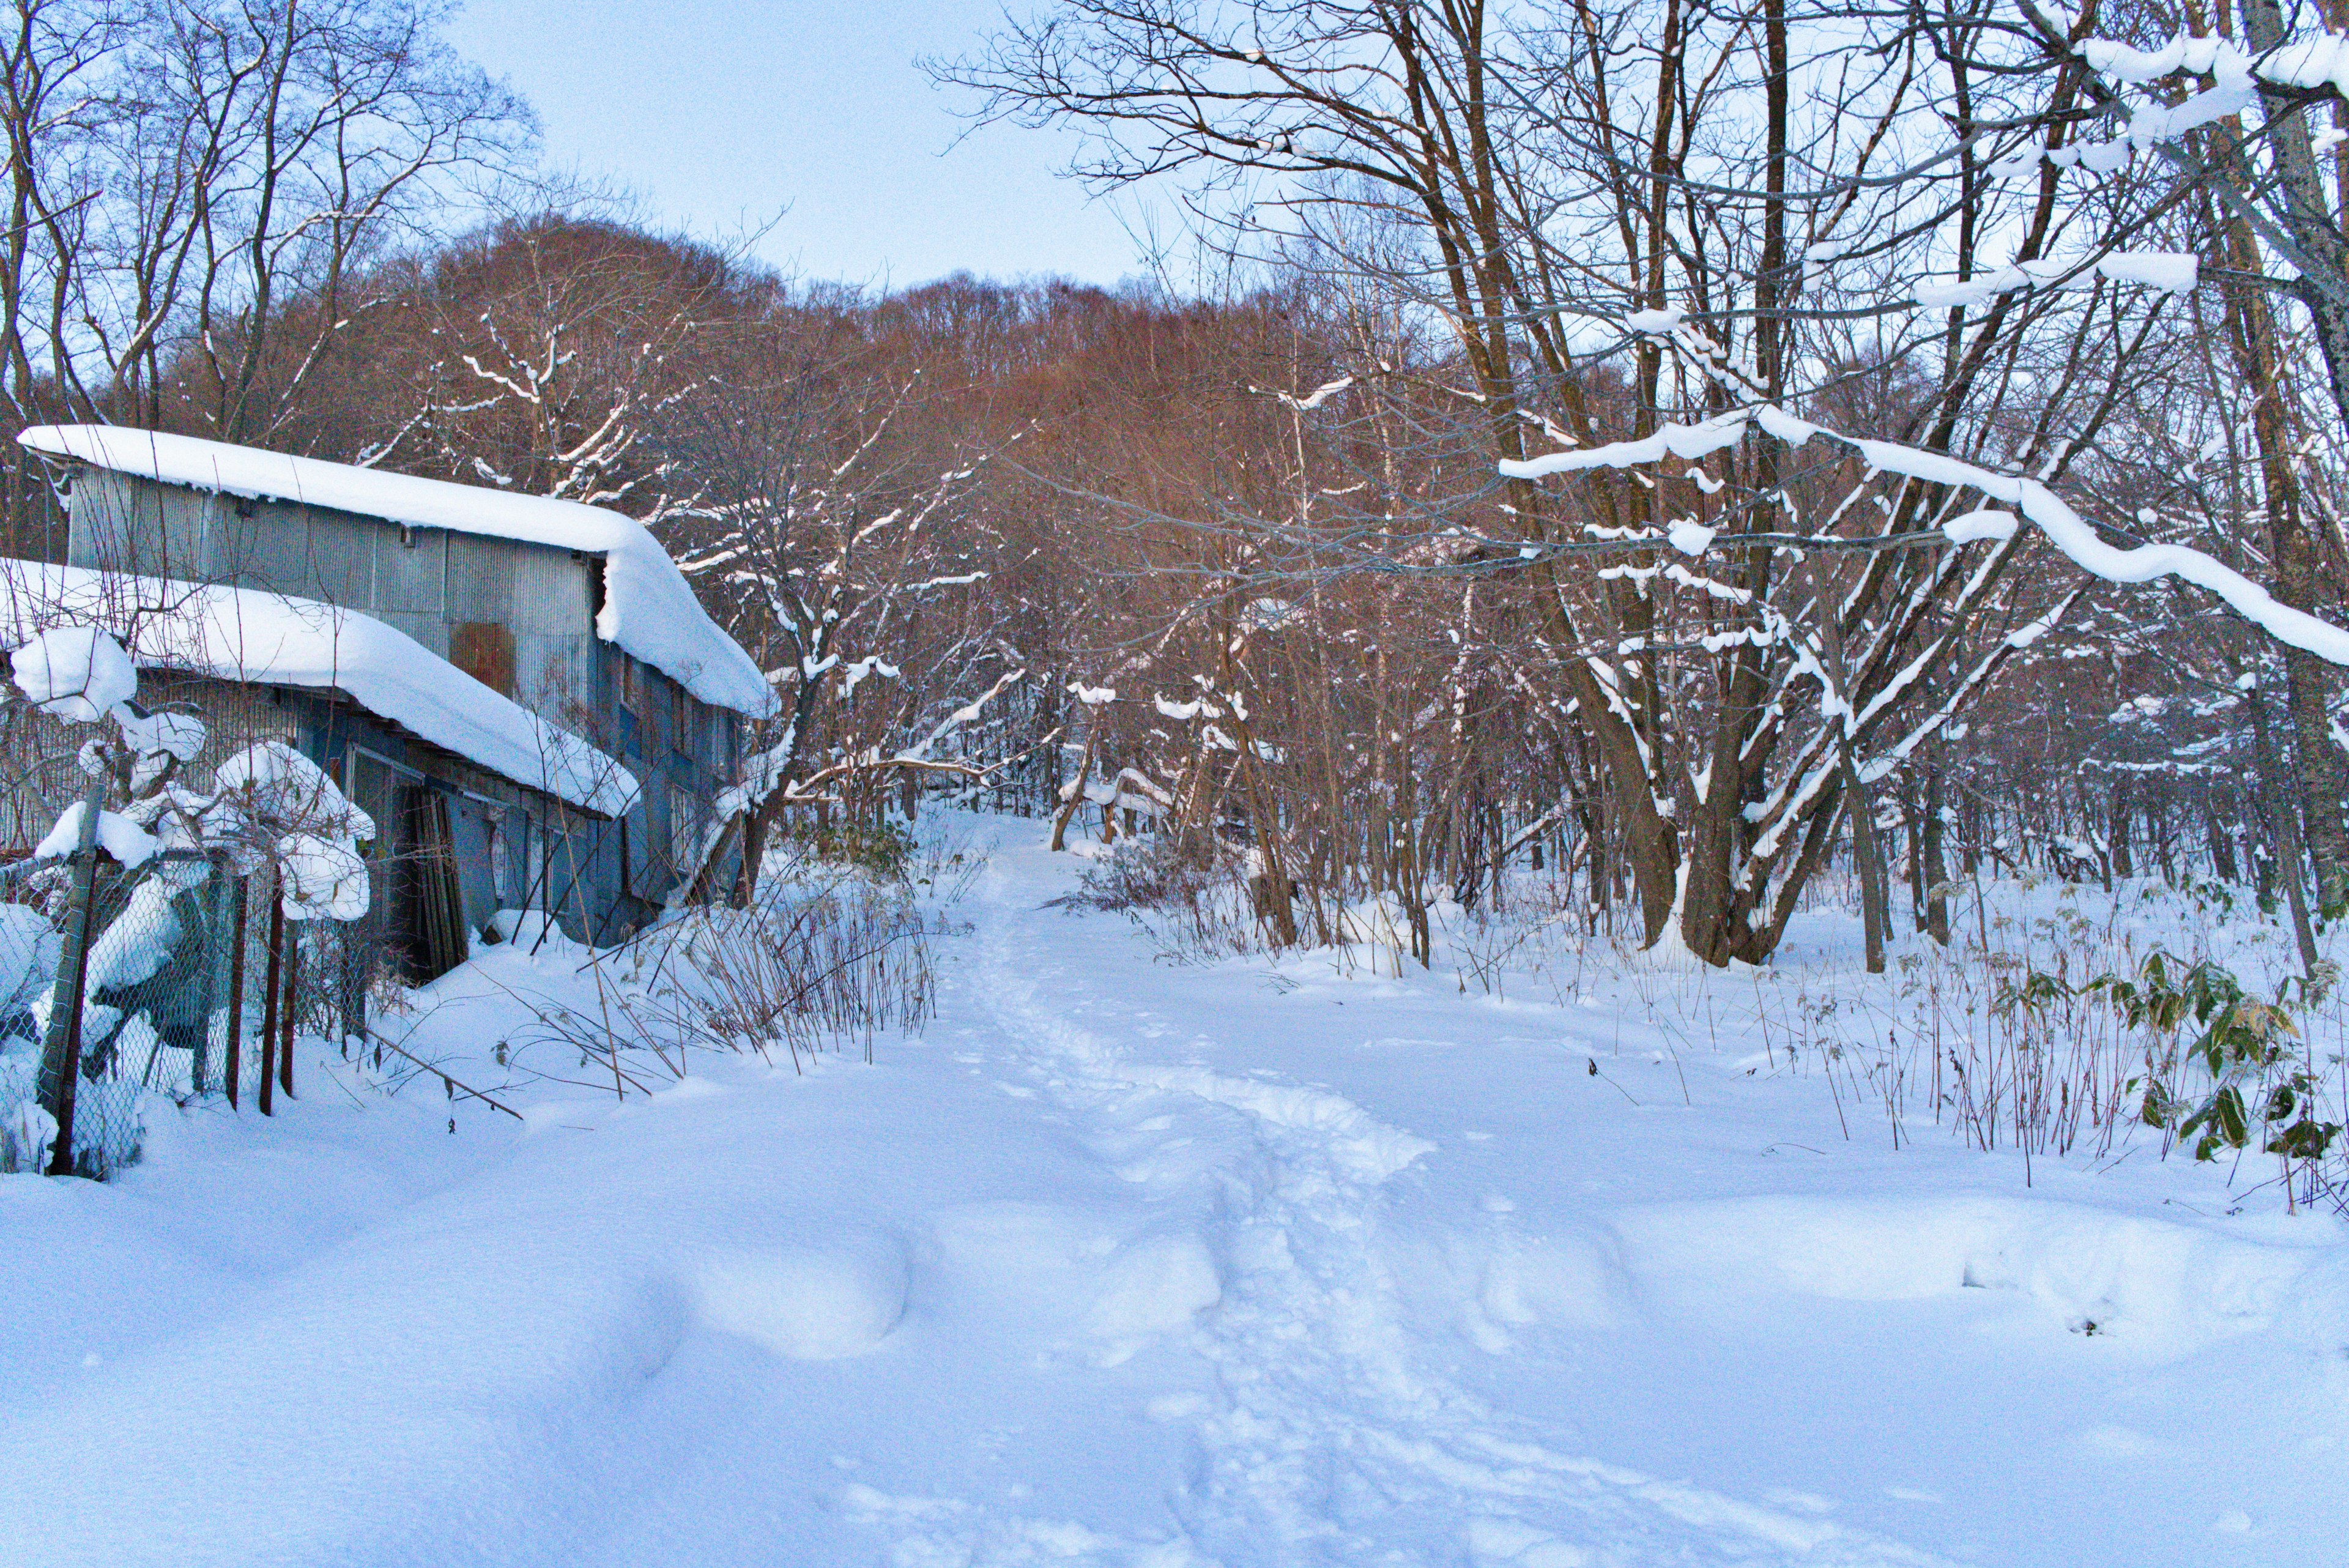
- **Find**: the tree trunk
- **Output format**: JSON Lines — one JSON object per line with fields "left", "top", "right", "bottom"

{"left": 2243, "top": 0, "right": 2349, "bottom": 453}
{"left": 2249, "top": 681, "right": 2322, "bottom": 973}
{"left": 2109, "top": 774, "right": 2136, "bottom": 882}
{"left": 1048, "top": 725, "right": 1097, "bottom": 853}
{"left": 1922, "top": 756, "right": 1951, "bottom": 945}
{"left": 2206, "top": 795, "right": 2240, "bottom": 883}
{"left": 1844, "top": 754, "right": 1888, "bottom": 975}
{"left": 2205, "top": 59, "right": 2349, "bottom": 916}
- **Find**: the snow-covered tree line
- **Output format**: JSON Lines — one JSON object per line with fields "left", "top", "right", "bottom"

{"left": 21, "top": 0, "right": 2349, "bottom": 971}
{"left": 926, "top": 0, "right": 2349, "bottom": 969}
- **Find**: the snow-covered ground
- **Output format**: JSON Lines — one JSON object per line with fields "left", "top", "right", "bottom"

{"left": 3, "top": 817, "right": 2345, "bottom": 1567}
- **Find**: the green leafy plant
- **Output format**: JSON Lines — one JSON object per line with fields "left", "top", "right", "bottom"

{"left": 2093, "top": 951, "right": 2341, "bottom": 1167}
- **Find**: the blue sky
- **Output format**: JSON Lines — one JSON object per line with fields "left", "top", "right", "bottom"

{"left": 447, "top": 1, "right": 1156, "bottom": 290}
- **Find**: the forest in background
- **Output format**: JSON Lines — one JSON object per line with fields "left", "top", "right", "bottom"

{"left": 3, "top": 0, "right": 2348, "bottom": 978}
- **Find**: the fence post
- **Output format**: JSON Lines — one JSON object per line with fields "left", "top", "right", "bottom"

{"left": 223, "top": 875, "right": 247, "bottom": 1110}
{"left": 192, "top": 861, "right": 228, "bottom": 1098}
{"left": 340, "top": 927, "right": 365, "bottom": 1055}
{"left": 37, "top": 776, "right": 106, "bottom": 1177}
{"left": 279, "top": 927, "right": 298, "bottom": 1100}
{"left": 258, "top": 879, "right": 282, "bottom": 1117}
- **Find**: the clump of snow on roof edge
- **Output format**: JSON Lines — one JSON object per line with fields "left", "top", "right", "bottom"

{"left": 0, "top": 560, "right": 639, "bottom": 817}
{"left": 18, "top": 425, "right": 777, "bottom": 719}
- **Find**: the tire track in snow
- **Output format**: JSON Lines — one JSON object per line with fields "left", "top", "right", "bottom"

{"left": 965, "top": 861, "right": 1949, "bottom": 1568}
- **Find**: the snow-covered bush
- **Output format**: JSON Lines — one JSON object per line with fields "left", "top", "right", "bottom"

{"left": 210, "top": 741, "right": 376, "bottom": 919}
{"left": 1603, "top": 870, "right": 2349, "bottom": 1212}
{"left": 276, "top": 833, "right": 369, "bottom": 922}
{"left": 657, "top": 877, "right": 938, "bottom": 1068}
{"left": 32, "top": 801, "right": 158, "bottom": 869}
{"left": 0, "top": 626, "right": 379, "bottom": 1176}
{"left": 1064, "top": 830, "right": 1222, "bottom": 913}
{"left": 10, "top": 624, "right": 137, "bottom": 723}
{"left": 478, "top": 859, "right": 944, "bottom": 1096}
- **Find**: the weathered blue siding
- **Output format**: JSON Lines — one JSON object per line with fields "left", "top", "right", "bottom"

{"left": 59, "top": 467, "right": 744, "bottom": 953}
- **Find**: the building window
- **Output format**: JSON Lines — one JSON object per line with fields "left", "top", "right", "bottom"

{"left": 488, "top": 817, "right": 514, "bottom": 903}
{"left": 622, "top": 806, "right": 650, "bottom": 899}
{"left": 614, "top": 647, "right": 639, "bottom": 713}
{"left": 612, "top": 649, "right": 643, "bottom": 757}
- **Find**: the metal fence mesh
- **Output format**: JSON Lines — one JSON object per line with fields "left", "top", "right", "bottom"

{"left": 0, "top": 852, "right": 367, "bottom": 1177}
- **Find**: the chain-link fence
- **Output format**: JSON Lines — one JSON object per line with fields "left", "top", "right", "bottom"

{"left": 0, "top": 849, "right": 367, "bottom": 1178}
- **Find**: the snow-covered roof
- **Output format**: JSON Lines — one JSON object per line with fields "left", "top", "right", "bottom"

{"left": 18, "top": 425, "right": 778, "bottom": 719}
{"left": 0, "top": 560, "right": 640, "bottom": 817}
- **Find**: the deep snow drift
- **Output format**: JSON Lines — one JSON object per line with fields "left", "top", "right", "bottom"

{"left": 1, "top": 818, "right": 2343, "bottom": 1567}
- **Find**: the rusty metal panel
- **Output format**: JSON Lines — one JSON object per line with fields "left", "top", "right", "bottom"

{"left": 448, "top": 620, "right": 516, "bottom": 696}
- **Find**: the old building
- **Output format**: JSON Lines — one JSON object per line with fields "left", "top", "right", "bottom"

{"left": 7, "top": 425, "right": 777, "bottom": 974}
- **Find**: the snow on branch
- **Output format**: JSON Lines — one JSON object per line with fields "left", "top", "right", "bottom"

{"left": 1250, "top": 375, "right": 1353, "bottom": 412}
{"left": 1906, "top": 252, "right": 2199, "bottom": 310}
{"left": 1110, "top": 767, "right": 1174, "bottom": 809}
{"left": 902, "top": 669, "right": 1028, "bottom": 765}
{"left": 1499, "top": 412, "right": 1750, "bottom": 481}
{"left": 1502, "top": 405, "right": 2349, "bottom": 667}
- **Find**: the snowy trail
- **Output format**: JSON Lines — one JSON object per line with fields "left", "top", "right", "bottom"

{"left": 962, "top": 855, "right": 1943, "bottom": 1567}
{"left": 2, "top": 820, "right": 2344, "bottom": 1566}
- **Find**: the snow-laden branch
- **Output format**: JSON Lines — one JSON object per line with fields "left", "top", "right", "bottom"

{"left": 1250, "top": 374, "right": 1353, "bottom": 412}
{"left": 2065, "top": 28, "right": 2349, "bottom": 154}
{"left": 1502, "top": 405, "right": 2349, "bottom": 667}
{"left": 896, "top": 669, "right": 1029, "bottom": 766}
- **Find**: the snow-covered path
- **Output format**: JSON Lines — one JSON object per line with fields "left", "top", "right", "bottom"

{"left": 3, "top": 823, "right": 2345, "bottom": 1566}
{"left": 966, "top": 864, "right": 1937, "bottom": 1567}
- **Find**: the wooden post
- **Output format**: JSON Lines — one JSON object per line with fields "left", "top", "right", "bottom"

{"left": 193, "top": 864, "right": 228, "bottom": 1098}
{"left": 258, "top": 885, "right": 283, "bottom": 1117}
{"left": 223, "top": 877, "right": 247, "bottom": 1110}
{"left": 279, "top": 927, "right": 299, "bottom": 1099}
{"left": 38, "top": 777, "right": 107, "bottom": 1176}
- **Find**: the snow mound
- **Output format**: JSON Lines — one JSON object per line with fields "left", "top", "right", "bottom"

{"left": 1088, "top": 1232, "right": 1222, "bottom": 1344}
{"left": 1466, "top": 1516, "right": 1591, "bottom": 1567}
{"left": 1390, "top": 1226, "right": 1627, "bottom": 1353}
{"left": 1616, "top": 1195, "right": 2345, "bottom": 1354}
{"left": 694, "top": 1236, "right": 910, "bottom": 1361}
{"left": 1620, "top": 925, "right": 1709, "bottom": 973}
{"left": 484, "top": 908, "right": 581, "bottom": 958}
